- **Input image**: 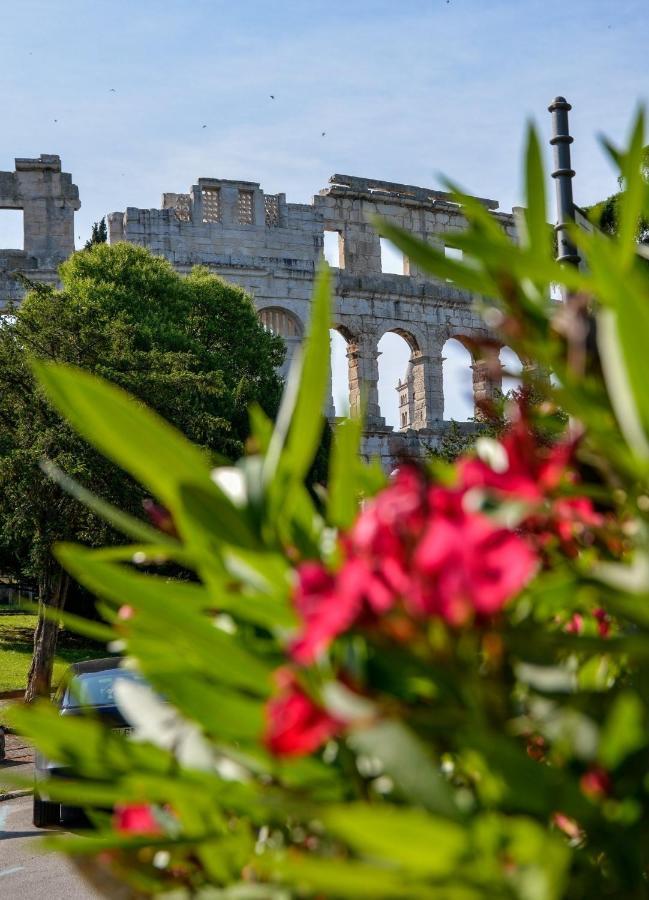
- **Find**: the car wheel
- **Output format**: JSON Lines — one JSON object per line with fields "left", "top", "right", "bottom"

{"left": 33, "top": 794, "right": 60, "bottom": 827}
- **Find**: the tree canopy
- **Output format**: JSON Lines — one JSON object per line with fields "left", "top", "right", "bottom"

{"left": 584, "top": 145, "right": 649, "bottom": 243}
{"left": 0, "top": 243, "right": 285, "bottom": 695}
{"left": 84, "top": 217, "right": 108, "bottom": 249}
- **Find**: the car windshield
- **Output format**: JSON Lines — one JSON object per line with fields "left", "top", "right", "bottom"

{"left": 63, "top": 668, "right": 147, "bottom": 708}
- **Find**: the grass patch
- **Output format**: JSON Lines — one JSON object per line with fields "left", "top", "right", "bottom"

{"left": 0, "top": 611, "right": 105, "bottom": 693}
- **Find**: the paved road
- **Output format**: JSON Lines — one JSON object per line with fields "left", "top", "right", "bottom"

{"left": 0, "top": 795, "right": 100, "bottom": 898}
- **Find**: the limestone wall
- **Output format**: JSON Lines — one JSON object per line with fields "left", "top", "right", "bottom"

{"left": 0, "top": 155, "right": 80, "bottom": 307}
{"left": 0, "top": 157, "right": 519, "bottom": 469}
{"left": 106, "top": 172, "right": 518, "bottom": 468}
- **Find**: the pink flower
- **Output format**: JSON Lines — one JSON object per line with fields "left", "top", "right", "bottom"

{"left": 552, "top": 812, "right": 583, "bottom": 841}
{"left": 593, "top": 607, "right": 611, "bottom": 638}
{"left": 264, "top": 669, "right": 343, "bottom": 757}
{"left": 553, "top": 497, "right": 603, "bottom": 545}
{"left": 289, "top": 467, "right": 538, "bottom": 658}
{"left": 409, "top": 488, "right": 537, "bottom": 624}
{"left": 291, "top": 557, "right": 397, "bottom": 664}
{"left": 459, "top": 418, "right": 573, "bottom": 502}
{"left": 114, "top": 804, "right": 161, "bottom": 835}
{"left": 580, "top": 766, "right": 612, "bottom": 800}
{"left": 564, "top": 612, "right": 584, "bottom": 635}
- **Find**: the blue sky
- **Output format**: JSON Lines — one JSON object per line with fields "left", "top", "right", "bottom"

{"left": 0, "top": 0, "right": 646, "bottom": 423}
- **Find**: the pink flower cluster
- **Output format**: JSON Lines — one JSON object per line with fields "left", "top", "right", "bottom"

{"left": 264, "top": 417, "right": 605, "bottom": 758}
{"left": 291, "top": 464, "right": 537, "bottom": 665}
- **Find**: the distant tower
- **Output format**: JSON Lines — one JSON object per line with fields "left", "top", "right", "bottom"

{"left": 396, "top": 360, "right": 414, "bottom": 430}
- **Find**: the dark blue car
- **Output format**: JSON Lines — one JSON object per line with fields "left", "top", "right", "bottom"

{"left": 33, "top": 657, "right": 144, "bottom": 827}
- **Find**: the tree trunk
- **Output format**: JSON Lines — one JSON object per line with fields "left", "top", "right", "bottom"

{"left": 25, "top": 567, "right": 70, "bottom": 703}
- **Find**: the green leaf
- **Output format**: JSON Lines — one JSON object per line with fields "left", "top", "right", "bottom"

{"left": 373, "top": 219, "right": 491, "bottom": 295}
{"left": 523, "top": 124, "right": 549, "bottom": 256}
{"left": 31, "top": 361, "right": 212, "bottom": 515}
{"left": 599, "top": 691, "right": 646, "bottom": 768}
{"left": 282, "top": 265, "right": 332, "bottom": 484}
{"left": 55, "top": 543, "right": 272, "bottom": 694}
{"left": 327, "top": 416, "right": 363, "bottom": 528}
{"left": 40, "top": 458, "right": 180, "bottom": 549}
{"left": 597, "top": 306, "right": 649, "bottom": 458}
{"left": 348, "top": 720, "right": 460, "bottom": 820}
{"left": 614, "top": 110, "right": 647, "bottom": 264}
{"left": 321, "top": 803, "right": 467, "bottom": 878}
{"left": 179, "top": 482, "right": 261, "bottom": 550}
{"left": 256, "top": 852, "right": 444, "bottom": 899}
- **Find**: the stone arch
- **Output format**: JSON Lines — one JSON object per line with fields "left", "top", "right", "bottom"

{"left": 499, "top": 345, "right": 523, "bottom": 397}
{"left": 442, "top": 336, "right": 474, "bottom": 421}
{"left": 376, "top": 325, "right": 426, "bottom": 431}
{"left": 258, "top": 306, "right": 303, "bottom": 338}
{"left": 258, "top": 306, "right": 304, "bottom": 380}
{"left": 330, "top": 326, "right": 352, "bottom": 417}
{"left": 332, "top": 321, "right": 384, "bottom": 426}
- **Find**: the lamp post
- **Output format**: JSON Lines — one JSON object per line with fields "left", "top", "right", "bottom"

{"left": 548, "top": 96, "right": 581, "bottom": 267}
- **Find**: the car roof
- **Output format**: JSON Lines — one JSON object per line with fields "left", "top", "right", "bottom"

{"left": 68, "top": 657, "right": 123, "bottom": 675}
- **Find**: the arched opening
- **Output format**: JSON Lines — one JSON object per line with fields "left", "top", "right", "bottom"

{"left": 499, "top": 346, "right": 523, "bottom": 397}
{"left": 378, "top": 331, "right": 415, "bottom": 430}
{"left": 258, "top": 307, "right": 303, "bottom": 379}
{"left": 330, "top": 328, "right": 351, "bottom": 417}
{"left": 443, "top": 338, "right": 474, "bottom": 421}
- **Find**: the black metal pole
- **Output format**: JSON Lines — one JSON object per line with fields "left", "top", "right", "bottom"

{"left": 548, "top": 96, "right": 580, "bottom": 267}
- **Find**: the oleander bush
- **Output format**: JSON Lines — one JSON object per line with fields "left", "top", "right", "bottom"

{"left": 9, "top": 114, "right": 649, "bottom": 899}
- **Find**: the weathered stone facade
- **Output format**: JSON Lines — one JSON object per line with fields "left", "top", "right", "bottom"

{"left": 107, "top": 173, "right": 516, "bottom": 465}
{"left": 0, "top": 158, "right": 517, "bottom": 468}
{"left": 0, "top": 155, "right": 79, "bottom": 304}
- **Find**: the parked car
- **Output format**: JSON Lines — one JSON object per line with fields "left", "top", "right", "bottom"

{"left": 33, "top": 657, "right": 144, "bottom": 827}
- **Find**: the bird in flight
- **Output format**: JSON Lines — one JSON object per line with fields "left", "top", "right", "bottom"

{"left": 109, "top": 88, "right": 116, "bottom": 92}
{"left": 270, "top": 94, "right": 275, "bottom": 99}
{"left": 321, "top": 132, "right": 326, "bottom": 137}
{"left": 202, "top": 124, "right": 207, "bottom": 129}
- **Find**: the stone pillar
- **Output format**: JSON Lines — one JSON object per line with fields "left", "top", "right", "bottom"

{"left": 347, "top": 333, "right": 384, "bottom": 426}
{"left": 280, "top": 335, "right": 302, "bottom": 381}
{"left": 409, "top": 350, "right": 444, "bottom": 428}
{"left": 15, "top": 155, "right": 80, "bottom": 264}
{"left": 472, "top": 345, "right": 503, "bottom": 416}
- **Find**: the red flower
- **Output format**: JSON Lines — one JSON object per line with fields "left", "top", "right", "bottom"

{"left": 290, "top": 468, "right": 427, "bottom": 662}
{"left": 580, "top": 766, "right": 612, "bottom": 801}
{"left": 114, "top": 804, "right": 162, "bottom": 835}
{"left": 290, "top": 562, "right": 362, "bottom": 663}
{"left": 564, "top": 612, "right": 584, "bottom": 635}
{"left": 553, "top": 497, "right": 603, "bottom": 546}
{"left": 410, "top": 488, "right": 537, "bottom": 624}
{"left": 459, "top": 418, "right": 573, "bottom": 502}
{"left": 593, "top": 607, "right": 611, "bottom": 638}
{"left": 264, "top": 669, "right": 343, "bottom": 757}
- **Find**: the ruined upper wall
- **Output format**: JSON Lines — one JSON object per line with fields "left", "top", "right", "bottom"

{"left": 315, "top": 174, "right": 514, "bottom": 277}
{"left": 108, "top": 177, "right": 323, "bottom": 272}
{"left": 107, "top": 173, "right": 515, "bottom": 284}
{"left": 0, "top": 155, "right": 80, "bottom": 263}
{"left": 0, "top": 154, "right": 80, "bottom": 307}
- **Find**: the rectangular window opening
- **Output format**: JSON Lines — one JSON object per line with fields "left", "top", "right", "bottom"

{"left": 238, "top": 190, "right": 255, "bottom": 225}
{"left": 444, "top": 244, "right": 462, "bottom": 282}
{"left": 323, "top": 229, "right": 343, "bottom": 268}
{"left": 380, "top": 237, "right": 405, "bottom": 275}
{"left": 201, "top": 188, "right": 221, "bottom": 224}
{"left": 0, "top": 209, "right": 23, "bottom": 250}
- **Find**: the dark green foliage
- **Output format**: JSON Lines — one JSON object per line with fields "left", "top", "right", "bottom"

{"left": 0, "top": 242, "right": 284, "bottom": 596}
{"left": 84, "top": 217, "right": 108, "bottom": 249}
{"left": 584, "top": 145, "right": 649, "bottom": 244}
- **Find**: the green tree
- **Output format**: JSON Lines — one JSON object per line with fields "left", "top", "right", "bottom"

{"left": 584, "top": 145, "right": 649, "bottom": 243}
{"left": 0, "top": 243, "right": 285, "bottom": 700}
{"left": 84, "top": 217, "right": 108, "bottom": 249}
